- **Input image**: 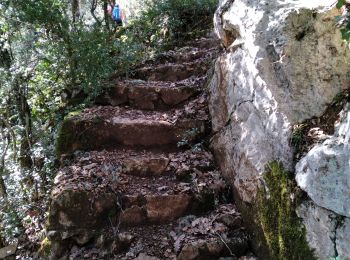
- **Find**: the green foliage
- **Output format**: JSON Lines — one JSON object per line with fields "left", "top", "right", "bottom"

{"left": 113, "top": 0, "right": 218, "bottom": 77}
{"left": 336, "top": 0, "right": 350, "bottom": 41}
{"left": 67, "top": 26, "right": 116, "bottom": 98}
{"left": 337, "top": 0, "right": 347, "bottom": 9}
{"left": 38, "top": 237, "right": 52, "bottom": 258}
{"left": 7, "top": 1, "right": 117, "bottom": 101}
{"left": 257, "top": 161, "right": 315, "bottom": 260}
{"left": 142, "top": 0, "right": 218, "bottom": 46}
{"left": 114, "top": 27, "right": 152, "bottom": 77}
{"left": 125, "top": 0, "right": 218, "bottom": 47}
{"left": 291, "top": 124, "right": 307, "bottom": 149}
{"left": 0, "top": 207, "right": 23, "bottom": 239}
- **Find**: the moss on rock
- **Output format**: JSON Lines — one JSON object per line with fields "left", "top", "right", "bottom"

{"left": 55, "top": 118, "right": 77, "bottom": 157}
{"left": 257, "top": 161, "right": 315, "bottom": 260}
{"left": 38, "top": 237, "right": 52, "bottom": 258}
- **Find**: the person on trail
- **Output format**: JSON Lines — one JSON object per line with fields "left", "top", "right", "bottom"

{"left": 111, "top": 3, "right": 124, "bottom": 26}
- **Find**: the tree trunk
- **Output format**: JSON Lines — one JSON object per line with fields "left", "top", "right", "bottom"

{"left": 90, "top": 0, "right": 102, "bottom": 25}
{"left": 104, "top": 0, "right": 110, "bottom": 31}
{"left": 72, "top": 0, "right": 80, "bottom": 22}
{"left": 0, "top": 30, "right": 11, "bottom": 69}
{"left": 0, "top": 175, "right": 7, "bottom": 198}
{"left": 0, "top": 122, "right": 8, "bottom": 198}
{"left": 12, "top": 77, "right": 33, "bottom": 169}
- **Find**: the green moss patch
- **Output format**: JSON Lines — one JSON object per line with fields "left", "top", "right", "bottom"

{"left": 65, "top": 109, "right": 83, "bottom": 119}
{"left": 257, "top": 161, "right": 315, "bottom": 260}
{"left": 38, "top": 237, "right": 52, "bottom": 258}
{"left": 55, "top": 118, "right": 77, "bottom": 157}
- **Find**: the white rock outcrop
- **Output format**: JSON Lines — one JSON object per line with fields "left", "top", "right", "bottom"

{"left": 295, "top": 105, "right": 350, "bottom": 259}
{"left": 336, "top": 217, "right": 350, "bottom": 258}
{"left": 297, "top": 200, "right": 350, "bottom": 260}
{"left": 209, "top": 0, "right": 350, "bottom": 258}
{"left": 296, "top": 201, "right": 337, "bottom": 260}
{"left": 296, "top": 105, "right": 350, "bottom": 217}
{"left": 210, "top": 0, "right": 350, "bottom": 203}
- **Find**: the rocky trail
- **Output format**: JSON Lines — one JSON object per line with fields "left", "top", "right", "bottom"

{"left": 45, "top": 36, "right": 255, "bottom": 260}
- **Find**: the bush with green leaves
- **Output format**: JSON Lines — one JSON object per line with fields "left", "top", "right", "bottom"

{"left": 336, "top": 0, "right": 350, "bottom": 41}
{"left": 142, "top": 0, "right": 218, "bottom": 45}
{"left": 122, "top": 0, "right": 218, "bottom": 46}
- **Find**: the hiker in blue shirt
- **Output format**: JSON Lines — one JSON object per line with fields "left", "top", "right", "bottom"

{"left": 112, "top": 4, "right": 124, "bottom": 26}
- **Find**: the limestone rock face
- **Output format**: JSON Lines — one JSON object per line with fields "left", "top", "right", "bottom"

{"left": 296, "top": 105, "right": 350, "bottom": 217}
{"left": 210, "top": 0, "right": 350, "bottom": 257}
{"left": 336, "top": 217, "right": 350, "bottom": 258}
{"left": 296, "top": 201, "right": 337, "bottom": 259}
{"left": 297, "top": 201, "right": 350, "bottom": 260}
{"left": 209, "top": 47, "right": 294, "bottom": 203}
{"left": 295, "top": 106, "right": 350, "bottom": 259}
{"left": 210, "top": 0, "right": 350, "bottom": 203}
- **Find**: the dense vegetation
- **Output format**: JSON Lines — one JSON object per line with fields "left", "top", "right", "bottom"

{"left": 0, "top": 0, "right": 217, "bottom": 252}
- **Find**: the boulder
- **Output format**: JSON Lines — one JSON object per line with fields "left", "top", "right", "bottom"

{"left": 210, "top": 0, "right": 350, "bottom": 203}
{"left": 296, "top": 104, "right": 350, "bottom": 217}
{"left": 209, "top": 0, "right": 350, "bottom": 258}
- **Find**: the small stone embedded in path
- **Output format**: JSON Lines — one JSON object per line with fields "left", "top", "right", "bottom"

{"left": 45, "top": 35, "right": 254, "bottom": 259}
{"left": 0, "top": 243, "right": 17, "bottom": 259}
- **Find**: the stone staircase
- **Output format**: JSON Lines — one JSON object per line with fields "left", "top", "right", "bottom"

{"left": 46, "top": 37, "right": 253, "bottom": 260}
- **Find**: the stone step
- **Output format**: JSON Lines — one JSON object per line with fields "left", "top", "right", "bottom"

{"left": 56, "top": 105, "right": 208, "bottom": 155}
{"left": 54, "top": 204, "right": 251, "bottom": 260}
{"left": 47, "top": 149, "right": 230, "bottom": 250}
{"left": 188, "top": 36, "right": 221, "bottom": 50}
{"left": 60, "top": 148, "right": 215, "bottom": 178}
{"left": 144, "top": 46, "right": 220, "bottom": 66}
{"left": 95, "top": 77, "right": 206, "bottom": 110}
{"left": 117, "top": 206, "right": 249, "bottom": 260}
{"left": 132, "top": 58, "right": 213, "bottom": 82}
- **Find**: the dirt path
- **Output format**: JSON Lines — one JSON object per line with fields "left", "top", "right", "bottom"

{"left": 46, "top": 36, "right": 254, "bottom": 260}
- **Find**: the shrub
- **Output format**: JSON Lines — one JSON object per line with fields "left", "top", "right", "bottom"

{"left": 336, "top": 0, "right": 350, "bottom": 41}
{"left": 113, "top": 0, "right": 218, "bottom": 77}
{"left": 143, "top": 0, "right": 218, "bottom": 46}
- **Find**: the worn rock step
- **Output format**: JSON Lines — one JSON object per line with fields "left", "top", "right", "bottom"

{"left": 144, "top": 47, "right": 220, "bottom": 66}
{"left": 48, "top": 148, "right": 227, "bottom": 241}
{"left": 59, "top": 204, "right": 251, "bottom": 260}
{"left": 188, "top": 36, "right": 221, "bottom": 50}
{"left": 56, "top": 105, "right": 208, "bottom": 155}
{"left": 119, "top": 194, "right": 193, "bottom": 226}
{"left": 132, "top": 58, "right": 213, "bottom": 82}
{"left": 95, "top": 77, "right": 206, "bottom": 110}
{"left": 60, "top": 148, "right": 216, "bottom": 178}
